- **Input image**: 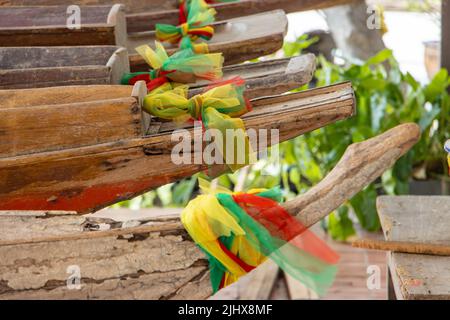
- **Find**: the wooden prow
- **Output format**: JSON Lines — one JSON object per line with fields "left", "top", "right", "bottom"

{"left": 283, "top": 123, "right": 421, "bottom": 227}
{"left": 0, "top": 82, "right": 354, "bottom": 213}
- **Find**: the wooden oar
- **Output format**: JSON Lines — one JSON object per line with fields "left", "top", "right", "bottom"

{"left": 0, "top": 123, "right": 420, "bottom": 300}
{"left": 127, "top": 10, "right": 288, "bottom": 71}
{"left": 352, "top": 239, "right": 450, "bottom": 256}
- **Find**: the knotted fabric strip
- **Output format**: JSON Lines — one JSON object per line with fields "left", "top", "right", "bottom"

{"left": 143, "top": 77, "right": 255, "bottom": 172}
{"left": 121, "top": 41, "right": 223, "bottom": 91}
{"left": 181, "top": 179, "right": 340, "bottom": 295}
{"left": 156, "top": 0, "right": 216, "bottom": 52}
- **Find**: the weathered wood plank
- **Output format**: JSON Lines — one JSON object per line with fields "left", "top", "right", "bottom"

{"left": 0, "top": 46, "right": 129, "bottom": 89}
{"left": 0, "top": 82, "right": 355, "bottom": 213}
{"left": 0, "top": 85, "right": 135, "bottom": 108}
{"left": 128, "top": 10, "right": 288, "bottom": 70}
{"left": 0, "top": 52, "right": 314, "bottom": 96}
{"left": 0, "top": 5, "right": 127, "bottom": 46}
{"left": 378, "top": 196, "right": 450, "bottom": 300}
{"left": 0, "top": 97, "right": 142, "bottom": 157}
{"left": 190, "top": 54, "right": 316, "bottom": 100}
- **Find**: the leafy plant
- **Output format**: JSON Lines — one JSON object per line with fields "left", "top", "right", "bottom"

{"left": 280, "top": 46, "right": 450, "bottom": 239}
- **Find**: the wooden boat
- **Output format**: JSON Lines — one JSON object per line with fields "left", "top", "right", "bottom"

{"left": 0, "top": 46, "right": 129, "bottom": 89}
{"left": 0, "top": 123, "right": 420, "bottom": 299}
{"left": 0, "top": 46, "right": 315, "bottom": 95}
{"left": 0, "top": 81, "right": 355, "bottom": 214}
{"left": 190, "top": 54, "right": 316, "bottom": 99}
{"left": 127, "top": 10, "right": 288, "bottom": 71}
{"left": 0, "top": 6, "right": 287, "bottom": 69}
{"left": 0, "top": 0, "right": 360, "bottom": 33}
{"left": 0, "top": 5, "right": 127, "bottom": 46}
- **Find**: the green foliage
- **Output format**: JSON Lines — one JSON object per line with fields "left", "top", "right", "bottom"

{"left": 281, "top": 46, "right": 450, "bottom": 240}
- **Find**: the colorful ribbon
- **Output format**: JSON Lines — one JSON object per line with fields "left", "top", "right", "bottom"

{"left": 143, "top": 77, "right": 255, "bottom": 171}
{"left": 182, "top": 179, "right": 339, "bottom": 295}
{"left": 156, "top": 0, "right": 216, "bottom": 53}
{"left": 121, "top": 42, "right": 223, "bottom": 91}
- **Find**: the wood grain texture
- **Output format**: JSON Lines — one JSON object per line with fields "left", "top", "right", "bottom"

{"left": 0, "top": 122, "right": 419, "bottom": 300}
{"left": 353, "top": 239, "right": 450, "bottom": 256}
{"left": 0, "top": 51, "right": 314, "bottom": 95}
{"left": 128, "top": 10, "right": 288, "bottom": 70}
{"left": 190, "top": 54, "right": 316, "bottom": 100}
{"left": 0, "top": 211, "right": 210, "bottom": 300}
{"left": 378, "top": 196, "right": 450, "bottom": 300}
{"left": 0, "top": 97, "right": 142, "bottom": 157}
{"left": 0, "top": 82, "right": 355, "bottom": 213}
{"left": 0, "top": 46, "right": 128, "bottom": 89}
{"left": 0, "top": 0, "right": 360, "bottom": 32}
{"left": 0, "top": 85, "right": 135, "bottom": 108}
{"left": 0, "top": 5, "right": 127, "bottom": 46}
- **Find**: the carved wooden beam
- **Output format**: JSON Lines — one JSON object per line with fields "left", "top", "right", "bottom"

{"left": 0, "top": 5, "right": 128, "bottom": 47}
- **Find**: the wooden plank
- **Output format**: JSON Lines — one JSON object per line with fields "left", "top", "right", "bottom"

{"left": 0, "top": 54, "right": 314, "bottom": 106}
{"left": 0, "top": 46, "right": 129, "bottom": 89}
{"left": 377, "top": 196, "right": 450, "bottom": 300}
{"left": 0, "top": 209, "right": 211, "bottom": 300}
{"left": 0, "top": 97, "right": 142, "bottom": 157}
{"left": 285, "top": 272, "right": 319, "bottom": 300}
{"left": 0, "top": 82, "right": 355, "bottom": 213}
{"left": 0, "top": 0, "right": 360, "bottom": 32}
{"left": 128, "top": 10, "right": 288, "bottom": 70}
{"left": 0, "top": 85, "right": 135, "bottom": 108}
{"left": 0, "top": 54, "right": 316, "bottom": 102}
{"left": 0, "top": 124, "right": 420, "bottom": 299}
{"left": 192, "top": 54, "right": 316, "bottom": 99}
{"left": 0, "top": 5, "right": 127, "bottom": 46}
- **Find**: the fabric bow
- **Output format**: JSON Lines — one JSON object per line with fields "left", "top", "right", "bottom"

{"left": 156, "top": 0, "right": 216, "bottom": 53}
{"left": 143, "top": 77, "right": 254, "bottom": 171}
{"left": 121, "top": 41, "right": 223, "bottom": 91}
{"left": 181, "top": 178, "right": 339, "bottom": 294}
